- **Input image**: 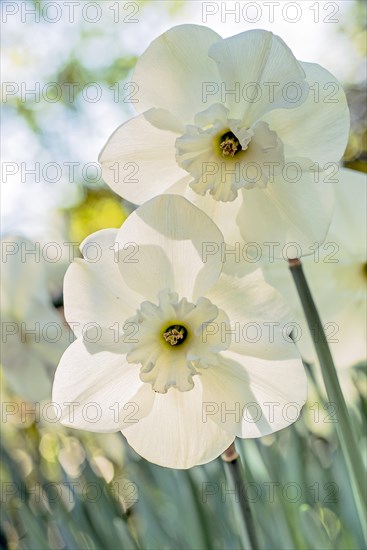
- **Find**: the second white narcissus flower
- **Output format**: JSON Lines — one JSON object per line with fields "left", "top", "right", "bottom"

{"left": 53, "top": 195, "right": 307, "bottom": 469}
{"left": 99, "top": 25, "right": 350, "bottom": 257}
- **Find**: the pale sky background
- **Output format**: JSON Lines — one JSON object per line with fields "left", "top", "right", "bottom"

{"left": 1, "top": 0, "right": 365, "bottom": 239}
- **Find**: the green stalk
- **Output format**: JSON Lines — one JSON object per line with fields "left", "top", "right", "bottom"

{"left": 288, "top": 259, "right": 367, "bottom": 542}
{"left": 221, "top": 442, "right": 260, "bottom": 550}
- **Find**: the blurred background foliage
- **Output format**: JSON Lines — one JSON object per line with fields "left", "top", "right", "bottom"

{"left": 1, "top": 1, "right": 366, "bottom": 549}
{"left": 1, "top": 366, "right": 366, "bottom": 549}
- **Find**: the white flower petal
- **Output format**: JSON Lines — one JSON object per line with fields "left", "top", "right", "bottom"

{"left": 237, "top": 170, "right": 334, "bottom": 258}
{"left": 132, "top": 24, "right": 222, "bottom": 122}
{"left": 143, "top": 108, "right": 185, "bottom": 134}
{"left": 185, "top": 188, "right": 243, "bottom": 245}
{"left": 117, "top": 243, "right": 175, "bottom": 306}
{"left": 115, "top": 195, "right": 224, "bottom": 302}
{"left": 64, "top": 229, "right": 141, "bottom": 343}
{"left": 52, "top": 339, "right": 154, "bottom": 432}
{"left": 122, "top": 379, "right": 234, "bottom": 468}
{"left": 165, "top": 174, "right": 193, "bottom": 195}
{"left": 99, "top": 112, "right": 186, "bottom": 204}
{"left": 79, "top": 229, "right": 119, "bottom": 266}
{"left": 201, "top": 349, "right": 306, "bottom": 438}
{"left": 207, "top": 270, "right": 297, "bottom": 359}
{"left": 209, "top": 30, "right": 307, "bottom": 124}
{"left": 237, "top": 121, "right": 284, "bottom": 188}
{"left": 262, "top": 62, "right": 350, "bottom": 165}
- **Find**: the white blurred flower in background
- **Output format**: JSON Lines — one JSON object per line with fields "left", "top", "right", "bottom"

{"left": 264, "top": 168, "right": 367, "bottom": 371}
{"left": 1, "top": 236, "right": 72, "bottom": 402}
{"left": 1, "top": 177, "right": 82, "bottom": 297}
{"left": 99, "top": 25, "right": 350, "bottom": 257}
{"left": 53, "top": 195, "right": 306, "bottom": 469}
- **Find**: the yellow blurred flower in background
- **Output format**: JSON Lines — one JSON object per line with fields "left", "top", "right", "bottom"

{"left": 67, "top": 189, "right": 128, "bottom": 244}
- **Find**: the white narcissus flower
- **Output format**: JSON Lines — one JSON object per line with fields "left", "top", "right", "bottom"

{"left": 53, "top": 195, "right": 306, "bottom": 469}
{"left": 1, "top": 237, "right": 71, "bottom": 402}
{"left": 264, "top": 168, "right": 367, "bottom": 370}
{"left": 99, "top": 25, "right": 350, "bottom": 258}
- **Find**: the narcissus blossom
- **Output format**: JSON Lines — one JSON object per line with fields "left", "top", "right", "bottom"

{"left": 53, "top": 195, "right": 306, "bottom": 469}
{"left": 264, "top": 168, "right": 367, "bottom": 370}
{"left": 99, "top": 25, "right": 350, "bottom": 257}
{"left": 1, "top": 237, "right": 71, "bottom": 401}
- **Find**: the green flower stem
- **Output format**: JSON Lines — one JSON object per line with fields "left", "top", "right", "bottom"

{"left": 288, "top": 258, "right": 367, "bottom": 542}
{"left": 221, "top": 442, "right": 260, "bottom": 550}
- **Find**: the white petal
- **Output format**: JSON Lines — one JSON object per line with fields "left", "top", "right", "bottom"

{"left": 165, "top": 174, "right": 193, "bottom": 195}
{"left": 143, "top": 108, "right": 185, "bottom": 133}
{"left": 99, "top": 112, "right": 186, "bottom": 204}
{"left": 237, "top": 121, "right": 284, "bottom": 188}
{"left": 118, "top": 243, "right": 176, "bottom": 306}
{"left": 207, "top": 269, "right": 298, "bottom": 359}
{"left": 185, "top": 188, "right": 243, "bottom": 245}
{"left": 237, "top": 170, "right": 334, "bottom": 259}
{"left": 79, "top": 229, "right": 121, "bottom": 271}
{"left": 209, "top": 30, "right": 307, "bottom": 124}
{"left": 132, "top": 24, "right": 222, "bottom": 123}
{"left": 52, "top": 339, "right": 154, "bottom": 432}
{"left": 64, "top": 229, "right": 141, "bottom": 343}
{"left": 122, "top": 379, "right": 234, "bottom": 468}
{"left": 115, "top": 195, "right": 224, "bottom": 302}
{"left": 201, "top": 349, "right": 307, "bottom": 438}
{"left": 262, "top": 62, "right": 350, "bottom": 165}
{"left": 191, "top": 306, "right": 231, "bottom": 359}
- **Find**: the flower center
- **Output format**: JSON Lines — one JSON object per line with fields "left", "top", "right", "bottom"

{"left": 123, "top": 290, "right": 230, "bottom": 393}
{"left": 219, "top": 131, "right": 242, "bottom": 157}
{"left": 163, "top": 324, "right": 188, "bottom": 346}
